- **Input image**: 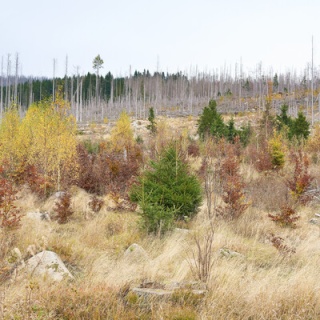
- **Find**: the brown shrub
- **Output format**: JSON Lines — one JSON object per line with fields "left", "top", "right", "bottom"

{"left": 88, "top": 195, "right": 104, "bottom": 213}
{"left": 53, "top": 192, "right": 73, "bottom": 224}
{"left": 268, "top": 204, "right": 300, "bottom": 228}
{"left": 216, "top": 146, "right": 249, "bottom": 220}
{"left": 286, "top": 150, "right": 313, "bottom": 205}
{"left": 76, "top": 143, "right": 142, "bottom": 198}
{"left": 0, "top": 172, "right": 22, "bottom": 230}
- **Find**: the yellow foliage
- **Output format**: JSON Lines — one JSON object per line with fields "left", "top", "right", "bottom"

{"left": 110, "top": 111, "right": 134, "bottom": 153}
{"left": 306, "top": 124, "right": 320, "bottom": 154}
{"left": 0, "top": 106, "right": 24, "bottom": 174}
{"left": 268, "top": 131, "right": 286, "bottom": 170}
{"left": 21, "top": 95, "right": 77, "bottom": 190}
{"left": 103, "top": 117, "right": 109, "bottom": 124}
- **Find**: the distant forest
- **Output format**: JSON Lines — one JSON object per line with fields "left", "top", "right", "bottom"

{"left": 1, "top": 55, "right": 319, "bottom": 123}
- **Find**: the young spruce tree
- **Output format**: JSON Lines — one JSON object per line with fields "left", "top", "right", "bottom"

{"left": 130, "top": 144, "right": 202, "bottom": 234}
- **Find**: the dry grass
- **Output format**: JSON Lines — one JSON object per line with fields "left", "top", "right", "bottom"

{"left": 2, "top": 117, "right": 320, "bottom": 319}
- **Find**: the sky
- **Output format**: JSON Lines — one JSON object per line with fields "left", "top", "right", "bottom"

{"left": 1, "top": 0, "right": 320, "bottom": 78}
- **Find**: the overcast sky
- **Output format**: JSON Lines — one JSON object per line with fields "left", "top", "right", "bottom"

{"left": 1, "top": 0, "right": 319, "bottom": 78}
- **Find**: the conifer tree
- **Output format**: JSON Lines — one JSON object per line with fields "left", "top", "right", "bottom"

{"left": 130, "top": 144, "right": 202, "bottom": 234}
{"left": 198, "top": 99, "right": 226, "bottom": 140}
{"left": 147, "top": 107, "right": 157, "bottom": 133}
{"left": 289, "top": 111, "right": 310, "bottom": 142}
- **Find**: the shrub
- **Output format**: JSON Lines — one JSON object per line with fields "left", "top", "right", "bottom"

{"left": 268, "top": 131, "right": 285, "bottom": 170}
{"left": 130, "top": 144, "right": 202, "bottom": 234}
{"left": 268, "top": 204, "right": 300, "bottom": 228}
{"left": 88, "top": 195, "right": 104, "bottom": 213}
{"left": 53, "top": 192, "right": 73, "bottom": 224}
{"left": 247, "top": 140, "right": 273, "bottom": 172}
{"left": 268, "top": 233, "right": 296, "bottom": 256}
{"left": 0, "top": 173, "right": 21, "bottom": 229}
{"left": 286, "top": 150, "right": 313, "bottom": 204}
{"left": 21, "top": 164, "right": 55, "bottom": 199}
{"left": 76, "top": 143, "right": 142, "bottom": 197}
{"left": 216, "top": 147, "right": 249, "bottom": 220}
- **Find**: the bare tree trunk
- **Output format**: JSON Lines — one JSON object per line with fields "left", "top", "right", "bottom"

{"left": 65, "top": 55, "right": 68, "bottom": 102}
{"left": 76, "top": 70, "right": 80, "bottom": 122}
{"left": 6, "top": 54, "right": 11, "bottom": 108}
{"left": 29, "top": 77, "right": 33, "bottom": 105}
{"left": 0, "top": 56, "right": 3, "bottom": 116}
{"left": 71, "top": 75, "right": 74, "bottom": 112}
{"left": 14, "top": 53, "right": 19, "bottom": 106}
{"left": 53, "top": 58, "right": 56, "bottom": 102}
{"left": 311, "top": 36, "right": 314, "bottom": 125}
{"left": 80, "top": 76, "right": 83, "bottom": 123}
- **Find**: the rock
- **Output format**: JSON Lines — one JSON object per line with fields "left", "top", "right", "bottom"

{"left": 219, "top": 248, "right": 244, "bottom": 258}
{"left": 124, "top": 244, "right": 148, "bottom": 262}
{"left": 174, "top": 228, "right": 190, "bottom": 234}
{"left": 132, "top": 287, "right": 173, "bottom": 299}
{"left": 26, "top": 211, "right": 51, "bottom": 222}
{"left": 55, "top": 191, "right": 66, "bottom": 199}
{"left": 25, "top": 250, "right": 73, "bottom": 282}
{"left": 165, "top": 281, "right": 207, "bottom": 291}
{"left": 132, "top": 285, "right": 206, "bottom": 301}
{"left": 309, "top": 218, "right": 320, "bottom": 225}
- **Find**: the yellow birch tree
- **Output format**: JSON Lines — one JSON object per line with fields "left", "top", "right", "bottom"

{"left": 0, "top": 106, "right": 24, "bottom": 177}
{"left": 110, "top": 111, "right": 135, "bottom": 154}
{"left": 21, "top": 95, "right": 77, "bottom": 191}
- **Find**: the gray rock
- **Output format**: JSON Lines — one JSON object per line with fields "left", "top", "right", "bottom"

{"left": 132, "top": 287, "right": 173, "bottom": 299}
{"left": 219, "top": 248, "right": 244, "bottom": 258}
{"left": 25, "top": 250, "right": 73, "bottom": 282}
{"left": 132, "top": 286, "right": 206, "bottom": 300}
{"left": 309, "top": 218, "right": 319, "bottom": 225}
{"left": 26, "top": 211, "right": 51, "bottom": 222}
{"left": 55, "top": 191, "right": 66, "bottom": 199}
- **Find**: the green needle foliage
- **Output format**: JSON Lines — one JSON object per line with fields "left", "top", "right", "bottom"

{"left": 198, "top": 100, "right": 226, "bottom": 140}
{"left": 276, "top": 105, "right": 310, "bottom": 143}
{"left": 198, "top": 99, "right": 251, "bottom": 144}
{"left": 147, "top": 107, "right": 157, "bottom": 134}
{"left": 130, "top": 144, "right": 202, "bottom": 234}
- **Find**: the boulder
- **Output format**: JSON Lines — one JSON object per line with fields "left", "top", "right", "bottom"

{"left": 132, "top": 282, "right": 207, "bottom": 301}
{"left": 25, "top": 250, "right": 73, "bottom": 282}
